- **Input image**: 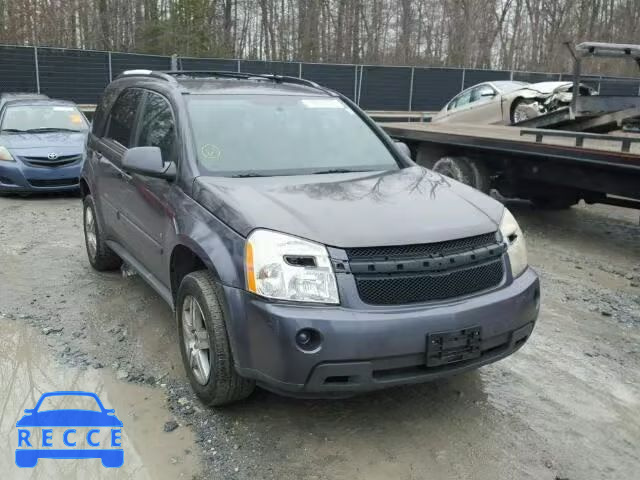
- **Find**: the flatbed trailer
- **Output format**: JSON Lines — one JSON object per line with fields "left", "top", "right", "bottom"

{"left": 382, "top": 121, "right": 640, "bottom": 210}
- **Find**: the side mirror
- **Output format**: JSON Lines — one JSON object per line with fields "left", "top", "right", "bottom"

{"left": 121, "top": 147, "right": 176, "bottom": 180}
{"left": 394, "top": 141, "right": 411, "bottom": 159}
{"left": 481, "top": 91, "right": 496, "bottom": 97}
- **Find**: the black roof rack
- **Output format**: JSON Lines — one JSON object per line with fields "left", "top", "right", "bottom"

{"left": 116, "top": 69, "right": 331, "bottom": 94}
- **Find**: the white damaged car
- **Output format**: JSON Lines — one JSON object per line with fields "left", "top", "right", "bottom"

{"left": 431, "top": 80, "right": 597, "bottom": 125}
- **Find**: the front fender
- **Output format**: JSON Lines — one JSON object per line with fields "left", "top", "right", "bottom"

{"left": 167, "top": 189, "right": 246, "bottom": 290}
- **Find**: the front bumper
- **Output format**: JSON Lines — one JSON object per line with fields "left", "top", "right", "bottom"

{"left": 0, "top": 159, "right": 81, "bottom": 193}
{"left": 224, "top": 267, "right": 540, "bottom": 396}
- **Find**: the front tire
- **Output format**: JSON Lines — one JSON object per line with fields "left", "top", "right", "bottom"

{"left": 510, "top": 98, "right": 540, "bottom": 124}
{"left": 177, "top": 271, "right": 255, "bottom": 406}
{"left": 83, "top": 194, "right": 121, "bottom": 271}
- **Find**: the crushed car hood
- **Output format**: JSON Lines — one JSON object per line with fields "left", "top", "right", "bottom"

{"left": 194, "top": 166, "right": 504, "bottom": 248}
{"left": 524, "top": 81, "right": 573, "bottom": 94}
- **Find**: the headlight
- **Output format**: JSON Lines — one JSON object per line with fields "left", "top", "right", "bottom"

{"left": 245, "top": 229, "right": 339, "bottom": 304}
{"left": 499, "top": 208, "right": 528, "bottom": 278}
{"left": 0, "top": 146, "right": 14, "bottom": 161}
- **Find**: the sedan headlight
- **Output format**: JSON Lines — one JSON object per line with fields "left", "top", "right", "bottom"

{"left": 245, "top": 229, "right": 339, "bottom": 304}
{"left": 499, "top": 208, "right": 528, "bottom": 278}
{"left": 0, "top": 146, "right": 14, "bottom": 161}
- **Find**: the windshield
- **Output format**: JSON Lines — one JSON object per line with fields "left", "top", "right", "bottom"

{"left": 187, "top": 95, "right": 399, "bottom": 176}
{"left": 492, "top": 81, "right": 529, "bottom": 94}
{"left": 1, "top": 105, "right": 88, "bottom": 132}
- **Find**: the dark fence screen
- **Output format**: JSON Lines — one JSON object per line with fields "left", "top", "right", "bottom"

{"left": 240, "top": 60, "right": 299, "bottom": 76}
{"left": 411, "top": 68, "right": 463, "bottom": 110}
{"left": 180, "top": 57, "right": 237, "bottom": 71}
{"left": 0, "top": 46, "right": 37, "bottom": 93}
{"left": 301, "top": 63, "right": 357, "bottom": 100}
{"left": 463, "top": 69, "right": 511, "bottom": 89}
{"left": 1, "top": 44, "right": 638, "bottom": 110}
{"left": 110, "top": 53, "right": 171, "bottom": 77}
{"left": 359, "top": 66, "right": 412, "bottom": 110}
{"left": 513, "top": 71, "right": 561, "bottom": 83}
{"left": 37, "top": 48, "right": 109, "bottom": 104}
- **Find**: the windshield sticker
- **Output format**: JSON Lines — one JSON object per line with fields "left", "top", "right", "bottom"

{"left": 300, "top": 99, "right": 344, "bottom": 109}
{"left": 53, "top": 107, "right": 74, "bottom": 112}
{"left": 69, "top": 114, "right": 84, "bottom": 124}
{"left": 200, "top": 144, "right": 221, "bottom": 164}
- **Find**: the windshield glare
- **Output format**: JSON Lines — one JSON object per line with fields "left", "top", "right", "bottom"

{"left": 187, "top": 95, "right": 399, "bottom": 176}
{"left": 1, "top": 105, "right": 88, "bottom": 132}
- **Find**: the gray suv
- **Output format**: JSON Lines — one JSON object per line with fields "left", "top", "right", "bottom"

{"left": 81, "top": 70, "right": 540, "bottom": 405}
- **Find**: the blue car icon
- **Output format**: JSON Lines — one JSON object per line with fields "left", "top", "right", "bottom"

{"left": 16, "top": 391, "right": 123, "bottom": 468}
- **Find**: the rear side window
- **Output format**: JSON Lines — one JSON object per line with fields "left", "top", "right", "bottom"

{"left": 106, "top": 89, "right": 143, "bottom": 147}
{"left": 135, "top": 93, "right": 176, "bottom": 163}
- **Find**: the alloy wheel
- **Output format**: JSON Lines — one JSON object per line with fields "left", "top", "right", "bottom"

{"left": 181, "top": 295, "right": 212, "bottom": 385}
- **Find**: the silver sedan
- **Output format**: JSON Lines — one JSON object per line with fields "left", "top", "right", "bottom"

{"left": 431, "top": 80, "right": 596, "bottom": 125}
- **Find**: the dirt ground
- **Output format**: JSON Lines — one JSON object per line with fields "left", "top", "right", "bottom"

{"left": 0, "top": 194, "right": 638, "bottom": 480}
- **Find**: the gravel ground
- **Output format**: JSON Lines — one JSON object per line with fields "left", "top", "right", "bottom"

{"left": 0, "top": 194, "right": 638, "bottom": 480}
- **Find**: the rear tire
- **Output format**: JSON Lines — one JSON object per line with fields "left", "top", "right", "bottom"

{"left": 415, "top": 144, "right": 438, "bottom": 169}
{"left": 83, "top": 194, "right": 121, "bottom": 271}
{"left": 432, "top": 156, "right": 476, "bottom": 187}
{"left": 177, "top": 270, "right": 255, "bottom": 406}
{"left": 466, "top": 158, "right": 492, "bottom": 194}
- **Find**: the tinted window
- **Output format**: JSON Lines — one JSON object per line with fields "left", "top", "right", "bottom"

{"left": 106, "top": 89, "right": 143, "bottom": 147}
{"left": 136, "top": 93, "right": 176, "bottom": 163}
{"left": 187, "top": 95, "right": 399, "bottom": 177}
{"left": 450, "top": 90, "right": 472, "bottom": 110}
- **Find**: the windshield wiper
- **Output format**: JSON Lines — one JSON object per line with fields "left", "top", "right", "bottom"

{"left": 231, "top": 172, "right": 267, "bottom": 178}
{"left": 312, "top": 168, "right": 361, "bottom": 175}
{"left": 24, "top": 127, "right": 83, "bottom": 133}
{"left": 1, "top": 128, "right": 27, "bottom": 133}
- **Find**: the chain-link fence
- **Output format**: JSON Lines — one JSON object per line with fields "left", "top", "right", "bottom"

{"left": 2, "top": 44, "right": 639, "bottom": 110}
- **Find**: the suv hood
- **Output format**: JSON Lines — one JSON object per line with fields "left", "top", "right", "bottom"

{"left": 194, "top": 167, "right": 504, "bottom": 248}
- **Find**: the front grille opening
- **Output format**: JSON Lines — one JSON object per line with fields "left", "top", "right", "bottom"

{"left": 324, "top": 375, "right": 351, "bottom": 384}
{"left": 22, "top": 154, "right": 82, "bottom": 168}
{"left": 346, "top": 232, "right": 497, "bottom": 260}
{"left": 27, "top": 177, "right": 79, "bottom": 187}
{"left": 356, "top": 259, "right": 504, "bottom": 305}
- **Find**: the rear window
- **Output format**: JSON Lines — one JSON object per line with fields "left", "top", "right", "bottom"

{"left": 1, "top": 105, "right": 88, "bottom": 132}
{"left": 187, "top": 95, "right": 399, "bottom": 177}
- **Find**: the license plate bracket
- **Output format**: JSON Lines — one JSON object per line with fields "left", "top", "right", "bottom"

{"left": 426, "top": 326, "right": 482, "bottom": 367}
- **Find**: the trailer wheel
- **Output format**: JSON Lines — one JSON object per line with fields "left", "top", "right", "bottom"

{"left": 531, "top": 196, "right": 578, "bottom": 210}
{"left": 466, "top": 158, "right": 492, "bottom": 194}
{"left": 432, "top": 156, "right": 476, "bottom": 187}
{"left": 415, "top": 144, "right": 438, "bottom": 169}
